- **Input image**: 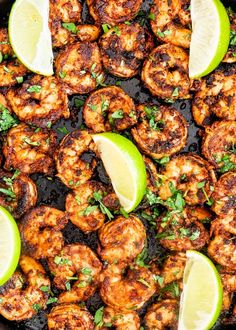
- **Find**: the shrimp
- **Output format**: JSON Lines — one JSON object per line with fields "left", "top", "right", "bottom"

{"left": 192, "top": 66, "right": 236, "bottom": 126}
{"left": 3, "top": 123, "right": 57, "bottom": 174}
{"left": 83, "top": 86, "right": 137, "bottom": 132}
{"left": 47, "top": 244, "right": 102, "bottom": 303}
{"left": 223, "top": 8, "right": 236, "bottom": 64}
{"left": 0, "top": 28, "right": 14, "bottom": 56}
{"left": 0, "top": 169, "right": 37, "bottom": 219}
{"left": 220, "top": 273, "right": 236, "bottom": 311}
{"left": 144, "top": 299, "right": 178, "bottom": 330}
{"left": 77, "top": 25, "right": 101, "bottom": 42}
{"left": 201, "top": 121, "right": 236, "bottom": 172}
{"left": 131, "top": 104, "right": 188, "bottom": 159}
{"left": 98, "top": 215, "right": 146, "bottom": 264}
{"left": 100, "top": 262, "right": 156, "bottom": 310}
{"left": 20, "top": 206, "right": 68, "bottom": 259}
{"left": 158, "top": 154, "right": 216, "bottom": 206}
{"left": 0, "top": 60, "right": 28, "bottom": 88}
{"left": 7, "top": 75, "right": 69, "bottom": 128}
{"left": 0, "top": 256, "right": 50, "bottom": 321}
{"left": 143, "top": 156, "right": 161, "bottom": 195}
{"left": 55, "top": 42, "right": 104, "bottom": 95}
{"left": 142, "top": 44, "right": 191, "bottom": 100}
{"left": 150, "top": 0, "right": 191, "bottom": 48}
{"left": 208, "top": 233, "right": 236, "bottom": 270}
{"left": 211, "top": 172, "right": 236, "bottom": 216}
{"left": 156, "top": 210, "right": 209, "bottom": 251}
{"left": 86, "top": 0, "right": 143, "bottom": 25}
{"left": 47, "top": 303, "right": 94, "bottom": 330}
{"left": 49, "top": 0, "right": 100, "bottom": 47}
{"left": 55, "top": 130, "right": 97, "bottom": 189}
{"left": 0, "top": 28, "right": 28, "bottom": 87}
{"left": 66, "top": 181, "right": 106, "bottom": 233}
{"left": 95, "top": 307, "right": 140, "bottom": 330}
{"left": 160, "top": 253, "right": 186, "bottom": 287}
{"left": 99, "top": 23, "right": 154, "bottom": 78}
{"left": 210, "top": 216, "right": 236, "bottom": 236}
{"left": 49, "top": 0, "right": 82, "bottom": 48}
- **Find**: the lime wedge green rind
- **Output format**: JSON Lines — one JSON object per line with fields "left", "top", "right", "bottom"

{"left": 8, "top": 0, "right": 53, "bottom": 76}
{"left": 190, "top": 0, "right": 230, "bottom": 78}
{"left": 93, "top": 132, "right": 147, "bottom": 213}
{"left": 178, "top": 250, "right": 223, "bottom": 330}
{"left": 0, "top": 206, "right": 21, "bottom": 286}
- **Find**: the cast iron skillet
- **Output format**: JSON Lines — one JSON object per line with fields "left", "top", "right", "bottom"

{"left": 0, "top": 0, "right": 235, "bottom": 329}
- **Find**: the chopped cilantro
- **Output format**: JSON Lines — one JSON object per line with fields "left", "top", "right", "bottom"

{"left": 138, "top": 278, "right": 151, "bottom": 287}
{"left": 59, "top": 71, "right": 67, "bottom": 79}
{"left": 27, "top": 85, "right": 41, "bottom": 93}
{"left": 0, "top": 104, "right": 18, "bottom": 132}
{"left": 57, "top": 126, "right": 69, "bottom": 134}
{"left": 94, "top": 306, "right": 104, "bottom": 326}
{"left": 62, "top": 22, "right": 77, "bottom": 34}
{"left": 102, "top": 24, "right": 111, "bottom": 33}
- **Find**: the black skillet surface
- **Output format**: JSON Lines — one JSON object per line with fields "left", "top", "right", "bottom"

{"left": 0, "top": 0, "right": 236, "bottom": 329}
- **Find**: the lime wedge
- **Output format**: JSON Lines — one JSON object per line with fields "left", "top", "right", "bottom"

{"left": 92, "top": 133, "right": 147, "bottom": 212}
{"left": 178, "top": 250, "right": 223, "bottom": 330}
{"left": 8, "top": 0, "right": 53, "bottom": 76}
{"left": 0, "top": 206, "right": 21, "bottom": 286}
{"left": 189, "top": 0, "right": 230, "bottom": 78}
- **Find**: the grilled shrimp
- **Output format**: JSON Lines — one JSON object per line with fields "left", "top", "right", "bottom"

{"left": 159, "top": 252, "right": 186, "bottom": 287}
{"left": 208, "top": 233, "right": 236, "bottom": 270}
{"left": 3, "top": 123, "right": 57, "bottom": 174}
{"left": 98, "top": 215, "right": 146, "bottom": 264}
{"left": 144, "top": 299, "right": 178, "bottom": 330}
{"left": 49, "top": 0, "right": 100, "bottom": 47}
{"left": 210, "top": 216, "right": 236, "bottom": 236}
{"left": 223, "top": 8, "right": 236, "bottom": 64}
{"left": 0, "top": 169, "right": 37, "bottom": 219}
{"left": 0, "top": 28, "right": 28, "bottom": 87}
{"left": 211, "top": 172, "right": 236, "bottom": 216}
{"left": 20, "top": 206, "right": 68, "bottom": 259}
{"left": 77, "top": 25, "right": 101, "bottom": 42}
{"left": 143, "top": 156, "right": 161, "bottom": 194}
{"left": 0, "top": 60, "right": 28, "bottom": 88}
{"left": 131, "top": 104, "right": 188, "bottom": 159}
{"left": 55, "top": 130, "right": 97, "bottom": 189}
{"left": 221, "top": 273, "right": 236, "bottom": 310}
{"left": 86, "top": 0, "right": 143, "bottom": 25}
{"left": 55, "top": 42, "right": 104, "bottom": 95}
{"left": 50, "top": 0, "right": 82, "bottom": 23}
{"left": 156, "top": 210, "right": 209, "bottom": 251}
{"left": 0, "top": 28, "right": 14, "bottom": 56}
{"left": 49, "top": 0, "right": 82, "bottom": 48}
{"left": 192, "top": 67, "right": 236, "bottom": 126}
{"left": 158, "top": 154, "right": 216, "bottom": 205}
{"left": 99, "top": 23, "right": 154, "bottom": 78}
{"left": 66, "top": 181, "right": 106, "bottom": 233}
{"left": 0, "top": 256, "right": 50, "bottom": 321}
{"left": 150, "top": 0, "right": 191, "bottom": 48}
{"left": 202, "top": 121, "right": 236, "bottom": 172}
{"left": 48, "top": 303, "right": 94, "bottom": 330}
{"left": 96, "top": 307, "right": 140, "bottom": 330}
{"left": 142, "top": 44, "right": 191, "bottom": 100}
{"left": 83, "top": 86, "right": 137, "bottom": 132}
{"left": 7, "top": 75, "right": 69, "bottom": 128}
{"left": 48, "top": 244, "right": 102, "bottom": 303}
{"left": 100, "top": 263, "right": 156, "bottom": 310}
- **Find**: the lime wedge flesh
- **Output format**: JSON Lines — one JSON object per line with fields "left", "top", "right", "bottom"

{"left": 0, "top": 206, "right": 21, "bottom": 286}
{"left": 9, "top": 0, "right": 53, "bottom": 76}
{"left": 178, "top": 250, "right": 223, "bottom": 330}
{"left": 92, "top": 133, "right": 147, "bottom": 212}
{"left": 189, "top": 0, "right": 230, "bottom": 78}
